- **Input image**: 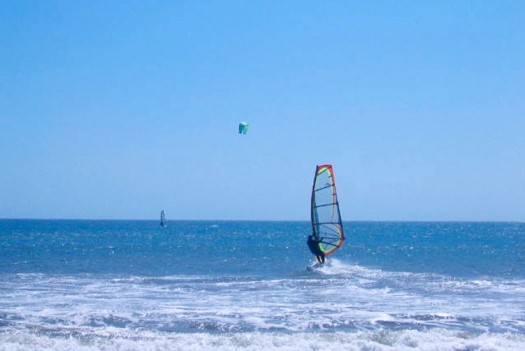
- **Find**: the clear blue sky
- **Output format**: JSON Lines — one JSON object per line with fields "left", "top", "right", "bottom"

{"left": 1, "top": 1, "right": 524, "bottom": 221}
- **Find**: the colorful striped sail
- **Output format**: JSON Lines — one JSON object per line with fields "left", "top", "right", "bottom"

{"left": 310, "top": 164, "right": 345, "bottom": 256}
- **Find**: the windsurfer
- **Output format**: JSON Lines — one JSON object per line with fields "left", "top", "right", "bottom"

{"left": 307, "top": 235, "right": 325, "bottom": 264}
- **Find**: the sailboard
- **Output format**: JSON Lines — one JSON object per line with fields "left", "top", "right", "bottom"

{"left": 310, "top": 164, "right": 345, "bottom": 258}
{"left": 160, "top": 210, "right": 167, "bottom": 227}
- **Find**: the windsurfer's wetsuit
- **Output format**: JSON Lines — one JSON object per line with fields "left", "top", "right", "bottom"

{"left": 307, "top": 235, "right": 325, "bottom": 264}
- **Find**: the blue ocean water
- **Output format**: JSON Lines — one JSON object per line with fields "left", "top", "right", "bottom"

{"left": 1, "top": 220, "right": 524, "bottom": 350}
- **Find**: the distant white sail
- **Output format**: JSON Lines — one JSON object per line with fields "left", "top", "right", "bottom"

{"left": 160, "top": 210, "right": 167, "bottom": 227}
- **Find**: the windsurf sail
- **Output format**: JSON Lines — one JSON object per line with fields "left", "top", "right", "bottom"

{"left": 160, "top": 210, "right": 166, "bottom": 227}
{"left": 310, "top": 164, "right": 345, "bottom": 256}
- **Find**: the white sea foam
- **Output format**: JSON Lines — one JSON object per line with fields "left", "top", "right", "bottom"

{"left": 1, "top": 265, "right": 525, "bottom": 349}
{"left": 1, "top": 329, "right": 524, "bottom": 351}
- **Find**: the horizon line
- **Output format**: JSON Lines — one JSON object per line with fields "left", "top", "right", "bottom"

{"left": 0, "top": 218, "right": 522, "bottom": 224}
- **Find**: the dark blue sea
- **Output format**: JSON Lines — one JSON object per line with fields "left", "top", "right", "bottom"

{"left": 1, "top": 220, "right": 524, "bottom": 350}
